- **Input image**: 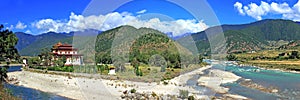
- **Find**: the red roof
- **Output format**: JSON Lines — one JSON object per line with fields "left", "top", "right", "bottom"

{"left": 61, "top": 44, "right": 72, "bottom": 47}
{"left": 52, "top": 42, "right": 78, "bottom": 50}
{"left": 53, "top": 54, "right": 83, "bottom": 56}
{"left": 56, "top": 47, "right": 78, "bottom": 50}
{"left": 51, "top": 42, "right": 83, "bottom": 56}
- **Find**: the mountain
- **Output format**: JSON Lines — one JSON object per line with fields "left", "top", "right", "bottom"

{"left": 95, "top": 25, "right": 195, "bottom": 68}
{"left": 16, "top": 19, "right": 300, "bottom": 57}
{"left": 15, "top": 29, "right": 104, "bottom": 56}
{"left": 179, "top": 19, "right": 300, "bottom": 54}
{"left": 15, "top": 32, "right": 37, "bottom": 51}
{"left": 18, "top": 32, "right": 73, "bottom": 56}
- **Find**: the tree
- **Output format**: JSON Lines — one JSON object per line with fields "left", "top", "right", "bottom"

{"left": 161, "top": 65, "right": 166, "bottom": 72}
{"left": 54, "top": 55, "right": 67, "bottom": 67}
{"left": 226, "top": 54, "right": 237, "bottom": 61}
{"left": 39, "top": 48, "right": 52, "bottom": 66}
{"left": 0, "top": 24, "right": 20, "bottom": 61}
{"left": 62, "top": 55, "right": 67, "bottom": 65}
{"left": 0, "top": 66, "right": 8, "bottom": 82}
{"left": 58, "top": 55, "right": 67, "bottom": 67}
{"left": 28, "top": 57, "right": 41, "bottom": 67}
{"left": 135, "top": 66, "right": 140, "bottom": 76}
{"left": 290, "top": 51, "right": 299, "bottom": 59}
{"left": 0, "top": 63, "right": 9, "bottom": 82}
{"left": 114, "top": 61, "right": 125, "bottom": 72}
{"left": 97, "top": 65, "right": 108, "bottom": 75}
{"left": 131, "top": 58, "right": 139, "bottom": 69}
{"left": 198, "top": 55, "right": 204, "bottom": 64}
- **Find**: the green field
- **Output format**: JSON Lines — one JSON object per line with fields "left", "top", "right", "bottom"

{"left": 234, "top": 49, "right": 300, "bottom": 71}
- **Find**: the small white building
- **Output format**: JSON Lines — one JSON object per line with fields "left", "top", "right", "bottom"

{"left": 108, "top": 66, "right": 116, "bottom": 75}
{"left": 22, "top": 58, "right": 27, "bottom": 67}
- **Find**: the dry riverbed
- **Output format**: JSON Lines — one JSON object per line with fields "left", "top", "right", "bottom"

{"left": 7, "top": 65, "right": 248, "bottom": 100}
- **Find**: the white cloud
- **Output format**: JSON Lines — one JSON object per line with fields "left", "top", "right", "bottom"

{"left": 270, "top": 2, "right": 292, "bottom": 14}
{"left": 234, "top": 0, "right": 300, "bottom": 21}
{"left": 32, "top": 12, "right": 208, "bottom": 36}
{"left": 15, "top": 21, "right": 27, "bottom": 29}
{"left": 283, "top": 0, "right": 300, "bottom": 21}
{"left": 127, "top": 18, "right": 208, "bottom": 36}
{"left": 136, "top": 9, "right": 147, "bottom": 14}
{"left": 6, "top": 25, "right": 14, "bottom": 30}
{"left": 25, "top": 30, "right": 32, "bottom": 34}
{"left": 234, "top": 2, "right": 245, "bottom": 15}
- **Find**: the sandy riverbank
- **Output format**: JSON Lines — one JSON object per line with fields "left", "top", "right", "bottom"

{"left": 0, "top": 64, "right": 23, "bottom": 66}
{"left": 8, "top": 65, "right": 214, "bottom": 100}
{"left": 198, "top": 69, "right": 241, "bottom": 94}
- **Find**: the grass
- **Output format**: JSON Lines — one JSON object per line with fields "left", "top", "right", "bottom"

{"left": 27, "top": 62, "right": 208, "bottom": 83}
{"left": 235, "top": 49, "right": 300, "bottom": 71}
{"left": 235, "top": 50, "right": 296, "bottom": 60}
{"left": 29, "top": 66, "right": 74, "bottom": 72}
{"left": 116, "top": 65, "right": 165, "bottom": 82}
{"left": 241, "top": 60, "right": 300, "bottom": 71}
{"left": 0, "top": 85, "right": 19, "bottom": 100}
{"left": 116, "top": 63, "right": 208, "bottom": 82}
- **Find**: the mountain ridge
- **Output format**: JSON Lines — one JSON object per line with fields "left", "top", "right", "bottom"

{"left": 15, "top": 19, "right": 300, "bottom": 56}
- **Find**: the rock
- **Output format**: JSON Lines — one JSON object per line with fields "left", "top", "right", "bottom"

{"left": 224, "top": 94, "right": 248, "bottom": 100}
{"left": 140, "top": 96, "right": 146, "bottom": 100}
{"left": 120, "top": 94, "right": 126, "bottom": 99}
{"left": 272, "top": 89, "right": 278, "bottom": 93}
{"left": 148, "top": 95, "right": 154, "bottom": 100}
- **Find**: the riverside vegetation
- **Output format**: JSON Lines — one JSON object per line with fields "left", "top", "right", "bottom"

{"left": 228, "top": 41, "right": 300, "bottom": 71}
{"left": 231, "top": 49, "right": 300, "bottom": 71}
{"left": 0, "top": 24, "right": 19, "bottom": 99}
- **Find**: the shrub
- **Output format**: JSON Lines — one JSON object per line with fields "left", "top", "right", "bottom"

{"left": 226, "top": 54, "right": 237, "bottom": 61}
{"left": 64, "top": 66, "right": 74, "bottom": 72}
{"left": 139, "top": 69, "right": 143, "bottom": 76}
{"left": 179, "top": 90, "right": 189, "bottom": 99}
{"left": 151, "top": 92, "right": 157, "bottom": 97}
{"left": 161, "top": 65, "right": 166, "bottom": 72}
{"left": 188, "top": 95, "right": 195, "bottom": 100}
{"left": 163, "top": 81, "right": 168, "bottom": 85}
{"left": 0, "top": 66, "right": 8, "bottom": 81}
{"left": 54, "top": 66, "right": 61, "bottom": 71}
{"left": 171, "top": 68, "right": 174, "bottom": 72}
{"left": 130, "top": 88, "right": 136, "bottom": 93}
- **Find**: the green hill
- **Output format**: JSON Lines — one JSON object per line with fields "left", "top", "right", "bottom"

{"left": 184, "top": 19, "right": 300, "bottom": 54}
{"left": 95, "top": 25, "right": 195, "bottom": 68}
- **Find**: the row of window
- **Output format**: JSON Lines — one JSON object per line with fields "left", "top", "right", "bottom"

{"left": 53, "top": 51, "right": 77, "bottom": 54}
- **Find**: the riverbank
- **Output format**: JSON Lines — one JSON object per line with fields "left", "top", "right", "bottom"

{"left": 197, "top": 69, "right": 241, "bottom": 94}
{"left": 0, "top": 64, "right": 23, "bottom": 66}
{"left": 238, "top": 61, "right": 300, "bottom": 74}
{"left": 7, "top": 65, "right": 215, "bottom": 100}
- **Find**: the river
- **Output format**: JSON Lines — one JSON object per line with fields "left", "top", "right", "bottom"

{"left": 224, "top": 64, "right": 300, "bottom": 100}
{"left": 187, "top": 60, "right": 300, "bottom": 99}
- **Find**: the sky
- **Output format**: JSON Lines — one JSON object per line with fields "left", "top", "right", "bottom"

{"left": 0, "top": 0, "right": 300, "bottom": 36}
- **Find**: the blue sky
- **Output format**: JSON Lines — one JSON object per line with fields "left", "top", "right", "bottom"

{"left": 0, "top": 0, "right": 300, "bottom": 35}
